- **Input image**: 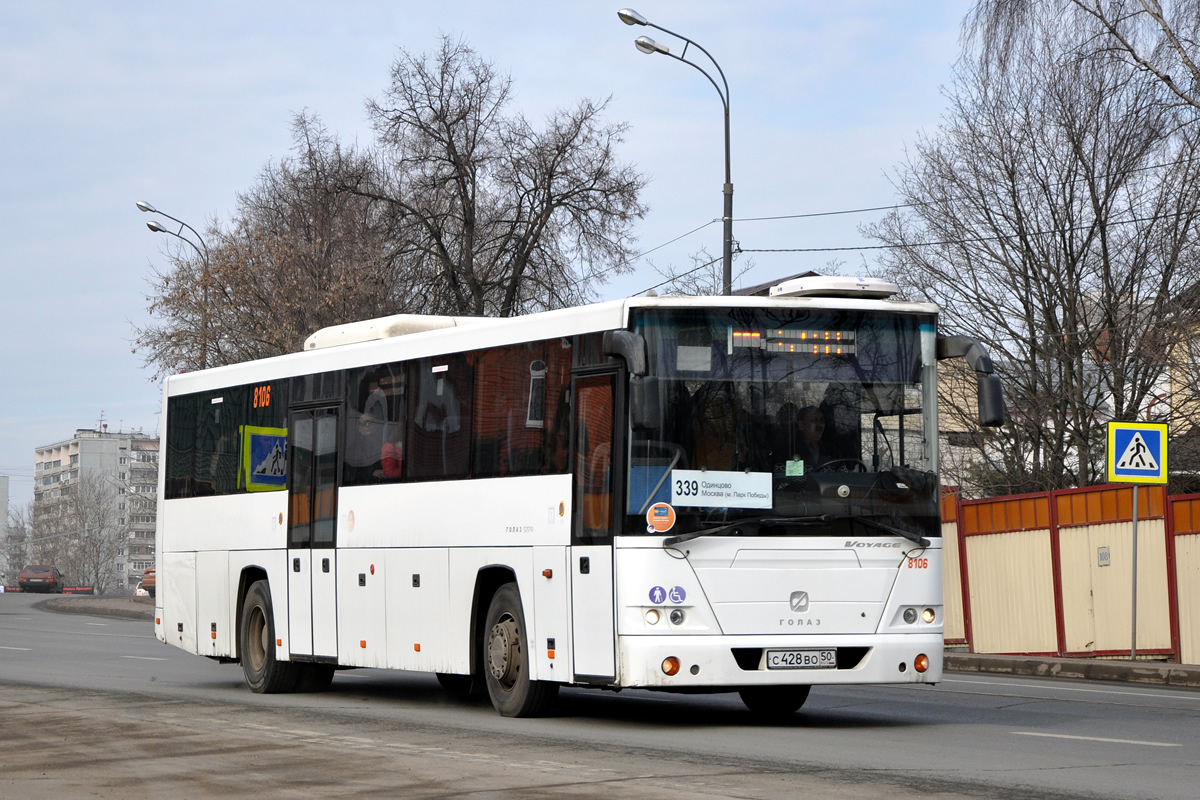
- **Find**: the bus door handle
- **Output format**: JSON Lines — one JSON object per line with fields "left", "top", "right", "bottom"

{"left": 293, "top": 558, "right": 300, "bottom": 573}
{"left": 579, "top": 556, "right": 590, "bottom": 574}
{"left": 322, "top": 558, "right": 330, "bottom": 573}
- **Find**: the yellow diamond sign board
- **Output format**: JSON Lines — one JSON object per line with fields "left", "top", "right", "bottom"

{"left": 1107, "top": 421, "right": 1168, "bottom": 484}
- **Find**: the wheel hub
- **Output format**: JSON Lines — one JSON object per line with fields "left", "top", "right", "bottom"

{"left": 487, "top": 615, "right": 519, "bottom": 685}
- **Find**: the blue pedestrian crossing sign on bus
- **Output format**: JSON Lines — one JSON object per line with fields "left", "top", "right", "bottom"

{"left": 1107, "top": 421, "right": 1168, "bottom": 484}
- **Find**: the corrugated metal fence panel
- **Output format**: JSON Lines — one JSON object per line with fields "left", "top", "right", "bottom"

{"left": 1060, "top": 520, "right": 1171, "bottom": 654}
{"left": 962, "top": 494, "right": 1050, "bottom": 535}
{"left": 964, "top": 529, "right": 1058, "bottom": 654}
{"left": 1056, "top": 485, "right": 1165, "bottom": 528}
{"left": 1057, "top": 525, "right": 1096, "bottom": 653}
{"left": 942, "top": 518, "right": 965, "bottom": 642}
{"left": 1175, "top": 533, "right": 1200, "bottom": 665}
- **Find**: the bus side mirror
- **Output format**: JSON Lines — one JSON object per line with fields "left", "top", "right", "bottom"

{"left": 977, "top": 374, "right": 1006, "bottom": 428}
{"left": 630, "top": 375, "right": 661, "bottom": 432}
{"left": 939, "top": 334, "right": 1006, "bottom": 428}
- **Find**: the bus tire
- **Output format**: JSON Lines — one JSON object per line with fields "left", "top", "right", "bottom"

{"left": 738, "top": 685, "right": 811, "bottom": 717}
{"left": 483, "top": 583, "right": 558, "bottom": 717}
{"left": 240, "top": 580, "right": 299, "bottom": 694}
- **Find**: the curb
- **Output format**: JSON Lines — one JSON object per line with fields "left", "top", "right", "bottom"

{"left": 43, "top": 596, "right": 155, "bottom": 622}
{"left": 944, "top": 651, "right": 1200, "bottom": 689}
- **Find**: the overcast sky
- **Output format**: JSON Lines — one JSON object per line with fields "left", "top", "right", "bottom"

{"left": 0, "top": 1, "right": 970, "bottom": 510}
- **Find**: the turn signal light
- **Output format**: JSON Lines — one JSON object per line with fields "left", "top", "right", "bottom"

{"left": 661, "top": 656, "right": 681, "bottom": 676}
{"left": 922, "top": 608, "right": 936, "bottom": 624}
{"left": 914, "top": 653, "right": 929, "bottom": 673}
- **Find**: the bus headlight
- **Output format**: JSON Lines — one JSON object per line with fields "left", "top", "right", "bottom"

{"left": 669, "top": 608, "right": 686, "bottom": 625}
{"left": 903, "top": 607, "right": 918, "bottom": 624}
{"left": 922, "top": 608, "right": 936, "bottom": 624}
{"left": 645, "top": 609, "right": 661, "bottom": 625}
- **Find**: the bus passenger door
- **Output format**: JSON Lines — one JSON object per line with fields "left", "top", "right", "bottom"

{"left": 570, "top": 372, "right": 618, "bottom": 681}
{"left": 287, "top": 406, "right": 340, "bottom": 661}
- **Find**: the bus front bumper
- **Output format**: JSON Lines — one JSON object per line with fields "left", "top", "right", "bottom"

{"left": 613, "top": 633, "right": 943, "bottom": 689}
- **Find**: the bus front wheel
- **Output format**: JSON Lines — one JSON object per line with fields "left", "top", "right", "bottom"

{"left": 240, "top": 580, "right": 299, "bottom": 693}
{"left": 738, "top": 685, "right": 811, "bottom": 717}
{"left": 483, "top": 583, "right": 558, "bottom": 717}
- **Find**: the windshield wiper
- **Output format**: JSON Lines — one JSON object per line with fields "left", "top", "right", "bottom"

{"left": 662, "top": 513, "right": 930, "bottom": 548}
{"left": 662, "top": 515, "right": 833, "bottom": 547}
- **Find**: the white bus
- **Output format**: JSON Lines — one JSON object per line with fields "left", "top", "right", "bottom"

{"left": 154, "top": 275, "right": 1004, "bottom": 717}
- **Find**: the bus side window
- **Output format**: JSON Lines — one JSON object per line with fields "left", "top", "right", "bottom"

{"left": 574, "top": 374, "right": 615, "bottom": 542}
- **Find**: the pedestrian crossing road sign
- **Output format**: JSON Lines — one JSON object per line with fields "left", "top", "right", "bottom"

{"left": 1107, "top": 421, "right": 1168, "bottom": 484}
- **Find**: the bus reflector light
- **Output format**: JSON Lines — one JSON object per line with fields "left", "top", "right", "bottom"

{"left": 922, "top": 608, "right": 936, "bottom": 623}
{"left": 360, "top": 640, "right": 366, "bottom": 648}
{"left": 645, "top": 609, "right": 660, "bottom": 625}
{"left": 414, "top": 643, "right": 420, "bottom": 652}
{"left": 662, "top": 657, "right": 681, "bottom": 676}
{"left": 542, "top": 569, "right": 553, "bottom": 578}
{"left": 548, "top": 650, "right": 555, "bottom": 659}
{"left": 914, "top": 654, "right": 929, "bottom": 673}
{"left": 277, "top": 639, "right": 282, "bottom": 647}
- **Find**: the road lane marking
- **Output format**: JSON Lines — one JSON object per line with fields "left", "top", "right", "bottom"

{"left": 1012, "top": 731, "right": 1180, "bottom": 747}
{"left": 0, "top": 646, "right": 32, "bottom": 651}
{"left": 85, "top": 622, "right": 108, "bottom": 626}
{"left": 120, "top": 656, "right": 168, "bottom": 661}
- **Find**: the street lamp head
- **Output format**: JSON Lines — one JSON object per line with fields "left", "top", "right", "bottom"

{"left": 635, "top": 35, "right": 669, "bottom": 56}
{"left": 146, "top": 220, "right": 169, "bottom": 234}
{"left": 618, "top": 8, "right": 648, "bottom": 26}
{"left": 136, "top": 200, "right": 157, "bottom": 214}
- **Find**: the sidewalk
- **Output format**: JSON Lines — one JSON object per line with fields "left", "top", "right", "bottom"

{"left": 39, "top": 596, "right": 1200, "bottom": 689}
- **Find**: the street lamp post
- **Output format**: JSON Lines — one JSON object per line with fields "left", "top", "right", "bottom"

{"left": 618, "top": 8, "right": 733, "bottom": 295}
{"left": 136, "top": 201, "right": 213, "bottom": 369}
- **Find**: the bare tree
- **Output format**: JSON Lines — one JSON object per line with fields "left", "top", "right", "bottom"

{"left": 135, "top": 115, "right": 403, "bottom": 373}
{"left": 136, "top": 39, "right": 647, "bottom": 375}
{"left": 967, "top": 0, "right": 1200, "bottom": 113}
{"left": 65, "top": 473, "right": 129, "bottom": 594}
{"left": 866, "top": 17, "right": 1200, "bottom": 495}
{"left": 5, "top": 502, "right": 33, "bottom": 578}
{"left": 364, "top": 37, "right": 647, "bottom": 317}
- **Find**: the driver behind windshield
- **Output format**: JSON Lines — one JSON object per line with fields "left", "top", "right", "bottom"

{"left": 775, "top": 402, "right": 841, "bottom": 475}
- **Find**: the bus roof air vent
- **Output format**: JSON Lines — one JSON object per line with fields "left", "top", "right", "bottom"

{"left": 769, "top": 276, "right": 900, "bottom": 299}
{"left": 303, "top": 314, "right": 482, "bottom": 350}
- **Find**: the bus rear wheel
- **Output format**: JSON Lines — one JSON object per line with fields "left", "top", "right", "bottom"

{"left": 738, "top": 685, "right": 811, "bottom": 717}
{"left": 483, "top": 583, "right": 558, "bottom": 717}
{"left": 240, "top": 580, "right": 299, "bottom": 693}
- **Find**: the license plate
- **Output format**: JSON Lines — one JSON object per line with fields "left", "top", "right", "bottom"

{"left": 765, "top": 648, "right": 837, "bottom": 670}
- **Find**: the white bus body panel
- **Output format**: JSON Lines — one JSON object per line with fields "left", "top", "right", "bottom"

{"left": 196, "top": 551, "right": 231, "bottom": 657}
{"left": 570, "top": 545, "right": 616, "bottom": 679}
{"left": 337, "top": 475, "right": 572, "bottom": 549}
{"left": 161, "top": 551, "right": 196, "bottom": 652}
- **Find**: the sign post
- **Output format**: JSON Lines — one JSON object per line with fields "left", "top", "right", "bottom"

{"left": 1106, "top": 421, "right": 1168, "bottom": 659}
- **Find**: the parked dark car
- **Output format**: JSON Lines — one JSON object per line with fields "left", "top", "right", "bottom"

{"left": 19, "top": 564, "right": 64, "bottom": 593}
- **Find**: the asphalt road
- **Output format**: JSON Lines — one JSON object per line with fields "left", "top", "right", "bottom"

{"left": 2, "top": 592, "right": 1198, "bottom": 799}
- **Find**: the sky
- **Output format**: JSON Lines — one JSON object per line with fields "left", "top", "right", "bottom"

{"left": 0, "top": 1, "right": 971, "bottom": 511}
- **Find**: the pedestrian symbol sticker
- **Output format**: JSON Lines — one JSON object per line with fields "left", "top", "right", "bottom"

{"left": 649, "top": 586, "right": 666, "bottom": 604}
{"left": 1116, "top": 432, "right": 1158, "bottom": 471}
{"left": 1107, "top": 421, "right": 1168, "bottom": 484}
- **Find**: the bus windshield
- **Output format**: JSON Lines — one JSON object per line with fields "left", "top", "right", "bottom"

{"left": 628, "top": 306, "right": 938, "bottom": 541}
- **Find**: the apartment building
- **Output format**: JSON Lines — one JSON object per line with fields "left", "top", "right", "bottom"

{"left": 34, "top": 427, "right": 159, "bottom": 591}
